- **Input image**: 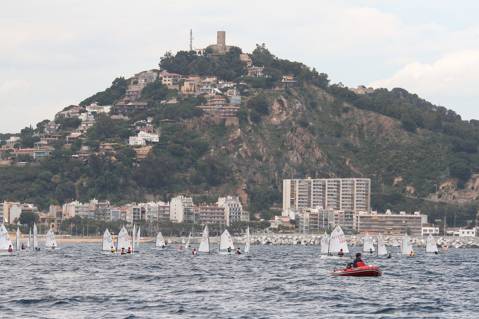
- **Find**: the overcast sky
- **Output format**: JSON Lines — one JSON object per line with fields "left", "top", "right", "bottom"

{"left": 1, "top": 0, "right": 479, "bottom": 133}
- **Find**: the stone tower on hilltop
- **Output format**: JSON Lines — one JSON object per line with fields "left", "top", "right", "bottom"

{"left": 207, "top": 30, "right": 231, "bottom": 55}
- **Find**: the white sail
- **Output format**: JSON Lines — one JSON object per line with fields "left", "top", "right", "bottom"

{"left": 377, "top": 234, "right": 388, "bottom": 256}
{"left": 185, "top": 232, "right": 191, "bottom": 249}
{"left": 28, "top": 228, "right": 31, "bottom": 248}
{"left": 116, "top": 226, "right": 132, "bottom": 251}
{"left": 198, "top": 226, "right": 210, "bottom": 253}
{"left": 244, "top": 227, "right": 251, "bottom": 254}
{"left": 401, "top": 234, "right": 414, "bottom": 255}
{"left": 219, "top": 229, "right": 235, "bottom": 251}
{"left": 320, "top": 233, "right": 330, "bottom": 254}
{"left": 426, "top": 234, "right": 438, "bottom": 253}
{"left": 0, "top": 224, "right": 13, "bottom": 250}
{"left": 156, "top": 232, "right": 166, "bottom": 247}
{"left": 362, "top": 235, "right": 375, "bottom": 253}
{"left": 329, "top": 225, "right": 349, "bottom": 254}
{"left": 102, "top": 229, "right": 113, "bottom": 251}
{"left": 45, "top": 229, "right": 57, "bottom": 249}
{"left": 16, "top": 227, "right": 21, "bottom": 251}
{"left": 33, "top": 223, "right": 38, "bottom": 250}
{"left": 136, "top": 227, "right": 141, "bottom": 249}
{"left": 132, "top": 224, "right": 136, "bottom": 250}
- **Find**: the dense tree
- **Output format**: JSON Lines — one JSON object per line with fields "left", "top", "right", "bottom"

{"left": 19, "top": 211, "right": 39, "bottom": 228}
{"left": 159, "top": 48, "right": 247, "bottom": 81}
{"left": 80, "top": 77, "right": 127, "bottom": 106}
{"left": 55, "top": 117, "right": 81, "bottom": 130}
{"left": 86, "top": 114, "right": 131, "bottom": 142}
{"left": 141, "top": 80, "right": 170, "bottom": 101}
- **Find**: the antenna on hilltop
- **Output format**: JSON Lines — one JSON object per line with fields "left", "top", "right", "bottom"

{"left": 189, "top": 29, "right": 193, "bottom": 51}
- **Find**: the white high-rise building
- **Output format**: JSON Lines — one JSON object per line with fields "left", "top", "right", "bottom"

{"left": 170, "top": 196, "right": 194, "bottom": 223}
{"left": 283, "top": 178, "right": 371, "bottom": 216}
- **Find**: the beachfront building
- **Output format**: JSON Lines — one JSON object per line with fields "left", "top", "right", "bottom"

{"left": 217, "top": 196, "right": 248, "bottom": 226}
{"left": 170, "top": 196, "right": 194, "bottom": 223}
{"left": 356, "top": 210, "right": 425, "bottom": 236}
{"left": 447, "top": 228, "right": 477, "bottom": 237}
{"left": 2, "top": 202, "right": 39, "bottom": 224}
{"left": 282, "top": 178, "right": 371, "bottom": 218}
{"left": 422, "top": 225, "right": 440, "bottom": 236}
{"left": 297, "top": 208, "right": 330, "bottom": 234}
{"left": 193, "top": 204, "right": 226, "bottom": 225}
{"left": 62, "top": 200, "right": 97, "bottom": 219}
{"left": 297, "top": 208, "right": 356, "bottom": 234}
{"left": 95, "top": 201, "right": 112, "bottom": 222}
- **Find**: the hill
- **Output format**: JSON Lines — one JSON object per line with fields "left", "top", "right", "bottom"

{"left": 1, "top": 43, "right": 478, "bottom": 225}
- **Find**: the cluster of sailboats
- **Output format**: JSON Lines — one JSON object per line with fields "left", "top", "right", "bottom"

{"left": 101, "top": 225, "right": 252, "bottom": 255}
{"left": 0, "top": 223, "right": 57, "bottom": 254}
{"left": 320, "top": 225, "right": 440, "bottom": 258}
{"left": 1, "top": 221, "right": 440, "bottom": 260}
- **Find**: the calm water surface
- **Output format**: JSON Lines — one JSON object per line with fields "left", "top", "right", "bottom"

{"left": 1, "top": 244, "right": 478, "bottom": 318}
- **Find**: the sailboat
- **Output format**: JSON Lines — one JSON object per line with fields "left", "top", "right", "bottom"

{"left": 244, "top": 227, "right": 251, "bottom": 254}
{"left": 0, "top": 224, "right": 13, "bottom": 253}
{"left": 198, "top": 225, "right": 210, "bottom": 254}
{"left": 401, "top": 234, "right": 414, "bottom": 256}
{"left": 320, "top": 232, "right": 330, "bottom": 255}
{"left": 135, "top": 227, "right": 141, "bottom": 252}
{"left": 184, "top": 232, "right": 192, "bottom": 250}
{"left": 327, "top": 225, "right": 349, "bottom": 257}
{"left": 377, "top": 234, "right": 388, "bottom": 256}
{"left": 33, "top": 223, "right": 39, "bottom": 251}
{"left": 362, "top": 234, "right": 375, "bottom": 253}
{"left": 116, "top": 226, "right": 132, "bottom": 253}
{"left": 156, "top": 232, "right": 166, "bottom": 248}
{"left": 102, "top": 229, "right": 113, "bottom": 251}
{"left": 28, "top": 227, "right": 31, "bottom": 249}
{"left": 219, "top": 229, "right": 235, "bottom": 255}
{"left": 132, "top": 224, "right": 137, "bottom": 252}
{"left": 16, "top": 227, "right": 21, "bottom": 251}
{"left": 45, "top": 228, "right": 57, "bottom": 249}
{"left": 425, "top": 234, "right": 439, "bottom": 254}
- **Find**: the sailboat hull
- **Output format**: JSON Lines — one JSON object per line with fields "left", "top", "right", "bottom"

{"left": 320, "top": 254, "right": 346, "bottom": 259}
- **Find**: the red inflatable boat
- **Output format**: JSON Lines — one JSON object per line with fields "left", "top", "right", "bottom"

{"left": 332, "top": 265, "right": 382, "bottom": 277}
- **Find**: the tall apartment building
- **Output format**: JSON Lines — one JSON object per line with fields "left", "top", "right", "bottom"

{"left": 170, "top": 196, "right": 194, "bottom": 223}
{"left": 282, "top": 178, "right": 371, "bottom": 216}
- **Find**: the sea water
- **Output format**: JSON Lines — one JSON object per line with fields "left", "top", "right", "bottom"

{"left": 0, "top": 244, "right": 478, "bottom": 318}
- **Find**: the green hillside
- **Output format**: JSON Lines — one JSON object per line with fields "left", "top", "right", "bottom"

{"left": 1, "top": 44, "right": 478, "bottom": 225}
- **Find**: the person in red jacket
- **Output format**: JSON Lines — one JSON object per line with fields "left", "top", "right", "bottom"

{"left": 352, "top": 253, "right": 366, "bottom": 267}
